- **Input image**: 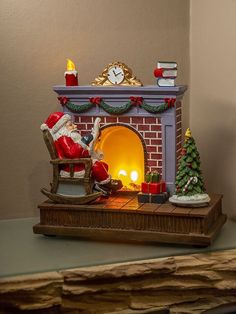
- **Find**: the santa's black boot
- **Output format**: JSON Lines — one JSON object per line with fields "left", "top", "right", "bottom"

{"left": 94, "top": 179, "right": 123, "bottom": 196}
{"left": 94, "top": 183, "right": 111, "bottom": 197}
{"left": 106, "top": 179, "right": 123, "bottom": 192}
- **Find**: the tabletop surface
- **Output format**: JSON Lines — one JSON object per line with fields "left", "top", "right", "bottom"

{"left": 0, "top": 217, "right": 235, "bottom": 278}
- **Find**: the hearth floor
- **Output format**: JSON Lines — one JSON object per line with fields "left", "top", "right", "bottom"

{"left": 49, "top": 191, "right": 218, "bottom": 218}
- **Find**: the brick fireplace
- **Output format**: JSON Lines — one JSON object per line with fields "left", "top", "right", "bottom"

{"left": 78, "top": 115, "right": 162, "bottom": 171}
{"left": 53, "top": 85, "right": 187, "bottom": 193}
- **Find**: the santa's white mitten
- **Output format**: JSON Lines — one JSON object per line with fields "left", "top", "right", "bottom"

{"left": 91, "top": 117, "right": 101, "bottom": 142}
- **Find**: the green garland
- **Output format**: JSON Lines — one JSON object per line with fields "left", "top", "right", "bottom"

{"left": 141, "top": 101, "right": 170, "bottom": 114}
{"left": 65, "top": 101, "right": 93, "bottom": 113}
{"left": 63, "top": 99, "right": 174, "bottom": 115}
{"left": 100, "top": 100, "right": 132, "bottom": 115}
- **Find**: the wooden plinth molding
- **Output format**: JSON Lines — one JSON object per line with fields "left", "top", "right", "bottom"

{"left": 1, "top": 249, "right": 236, "bottom": 313}
{"left": 34, "top": 194, "right": 227, "bottom": 246}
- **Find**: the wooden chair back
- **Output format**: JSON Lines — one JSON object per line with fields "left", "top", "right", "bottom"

{"left": 43, "top": 130, "right": 58, "bottom": 160}
{"left": 42, "top": 129, "right": 94, "bottom": 196}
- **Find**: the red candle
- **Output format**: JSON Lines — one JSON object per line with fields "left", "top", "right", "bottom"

{"left": 64, "top": 59, "right": 78, "bottom": 86}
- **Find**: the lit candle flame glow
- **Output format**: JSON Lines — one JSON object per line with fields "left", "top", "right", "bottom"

{"left": 67, "top": 59, "right": 76, "bottom": 71}
{"left": 130, "top": 170, "right": 138, "bottom": 182}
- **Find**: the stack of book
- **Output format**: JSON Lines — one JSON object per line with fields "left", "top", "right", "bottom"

{"left": 154, "top": 61, "right": 177, "bottom": 87}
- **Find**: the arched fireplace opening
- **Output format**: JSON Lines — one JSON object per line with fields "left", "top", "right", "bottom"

{"left": 96, "top": 123, "right": 146, "bottom": 190}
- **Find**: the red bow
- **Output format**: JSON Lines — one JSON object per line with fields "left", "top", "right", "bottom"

{"left": 130, "top": 96, "right": 143, "bottom": 106}
{"left": 58, "top": 96, "right": 69, "bottom": 106}
{"left": 89, "top": 97, "right": 102, "bottom": 105}
{"left": 164, "top": 98, "right": 176, "bottom": 108}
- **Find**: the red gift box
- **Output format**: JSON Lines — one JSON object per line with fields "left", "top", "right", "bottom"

{"left": 141, "top": 181, "right": 166, "bottom": 194}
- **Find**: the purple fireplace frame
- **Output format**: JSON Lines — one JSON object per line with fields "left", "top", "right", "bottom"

{"left": 53, "top": 85, "right": 187, "bottom": 194}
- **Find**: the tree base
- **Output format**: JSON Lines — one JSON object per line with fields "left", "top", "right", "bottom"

{"left": 169, "top": 193, "right": 210, "bottom": 207}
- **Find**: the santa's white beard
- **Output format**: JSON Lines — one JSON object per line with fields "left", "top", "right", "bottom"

{"left": 52, "top": 126, "right": 90, "bottom": 150}
{"left": 52, "top": 126, "right": 82, "bottom": 143}
{"left": 70, "top": 130, "right": 82, "bottom": 143}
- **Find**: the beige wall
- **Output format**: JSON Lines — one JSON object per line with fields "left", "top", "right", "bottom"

{"left": 0, "top": 0, "right": 190, "bottom": 219}
{"left": 190, "top": 0, "right": 236, "bottom": 218}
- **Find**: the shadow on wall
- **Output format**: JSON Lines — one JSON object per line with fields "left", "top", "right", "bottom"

{"left": 198, "top": 100, "right": 236, "bottom": 220}
{"left": 29, "top": 160, "right": 50, "bottom": 216}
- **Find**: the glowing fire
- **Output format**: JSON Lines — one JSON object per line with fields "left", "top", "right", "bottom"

{"left": 67, "top": 59, "right": 76, "bottom": 71}
{"left": 118, "top": 169, "right": 127, "bottom": 177}
{"left": 117, "top": 169, "right": 140, "bottom": 190}
{"left": 130, "top": 170, "right": 138, "bottom": 182}
{"left": 96, "top": 125, "right": 144, "bottom": 191}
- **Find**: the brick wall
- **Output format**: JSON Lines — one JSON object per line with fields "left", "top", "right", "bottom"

{"left": 74, "top": 115, "right": 163, "bottom": 175}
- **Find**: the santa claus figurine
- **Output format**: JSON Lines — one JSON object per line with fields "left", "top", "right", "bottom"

{"left": 40, "top": 112, "right": 122, "bottom": 196}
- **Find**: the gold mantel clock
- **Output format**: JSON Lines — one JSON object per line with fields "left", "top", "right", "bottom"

{"left": 92, "top": 62, "right": 143, "bottom": 86}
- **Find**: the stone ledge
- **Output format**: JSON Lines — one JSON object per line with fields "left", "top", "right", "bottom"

{"left": 1, "top": 249, "right": 236, "bottom": 313}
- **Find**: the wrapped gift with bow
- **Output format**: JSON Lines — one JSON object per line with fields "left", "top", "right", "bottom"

{"left": 141, "top": 171, "right": 166, "bottom": 195}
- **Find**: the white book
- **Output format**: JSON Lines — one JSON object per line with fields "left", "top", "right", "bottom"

{"left": 161, "top": 69, "right": 177, "bottom": 77}
{"left": 157, "top": 61, "right": 177, "bottom": 69}
{"left": 157, "top": 78, "right": 175, "bottom": 87}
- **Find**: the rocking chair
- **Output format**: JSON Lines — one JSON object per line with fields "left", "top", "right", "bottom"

{"left": 41, "top": 130, "right": 102, "bottom": 205}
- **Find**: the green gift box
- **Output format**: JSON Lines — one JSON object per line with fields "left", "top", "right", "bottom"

{"left": 145, "top": 171, "right": 160, "bottom": 183}
{"left": 151, "top": 171, "right": 160, "bottom": 183}
{"left": 145, "top": 171, "right": 151, "bottom": 183}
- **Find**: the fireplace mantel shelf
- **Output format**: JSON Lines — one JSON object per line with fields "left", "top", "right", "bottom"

{"left": 54, "top": 84, "right": 187, "bottom": 97}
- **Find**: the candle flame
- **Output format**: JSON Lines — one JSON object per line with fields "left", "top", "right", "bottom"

{"left": 67, "top": 59, "right": 76, "bottom": 71}
{"left": 117, "top": 169, "right": 139, "bottom": 188}
{"left": 118, "top": 169, "right": 127, "bottom": 177}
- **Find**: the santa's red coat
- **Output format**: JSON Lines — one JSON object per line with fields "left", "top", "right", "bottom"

{"left": 55, "top": 135, "right": 110, "bottom": 183}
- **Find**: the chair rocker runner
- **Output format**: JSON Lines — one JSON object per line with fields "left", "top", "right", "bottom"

{"left": 41, "top": 130, "right": 102, "bottom": 204}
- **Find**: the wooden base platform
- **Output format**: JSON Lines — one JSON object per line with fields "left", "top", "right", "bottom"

{"left": 33, "top": 193, "right": 227, "bottom": 246}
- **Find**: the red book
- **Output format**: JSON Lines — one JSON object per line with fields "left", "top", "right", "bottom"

{"left": 154, "top": 68, "right": 177, "bottom": 78}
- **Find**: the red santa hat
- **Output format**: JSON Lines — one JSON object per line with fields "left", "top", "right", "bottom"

{"left": 40, "top": 112, "right": 71, "bottom": 134}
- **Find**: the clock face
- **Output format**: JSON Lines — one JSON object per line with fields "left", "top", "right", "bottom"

{"left": 107, "top": 66, "right": 125, "bottom": 85}
{"left": 92, "top": 61, "right": 143, "bottom": 86}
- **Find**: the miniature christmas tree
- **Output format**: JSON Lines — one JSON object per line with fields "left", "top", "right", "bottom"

{"left": 169, "top": 128, "right": 210, "bottom": 206}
